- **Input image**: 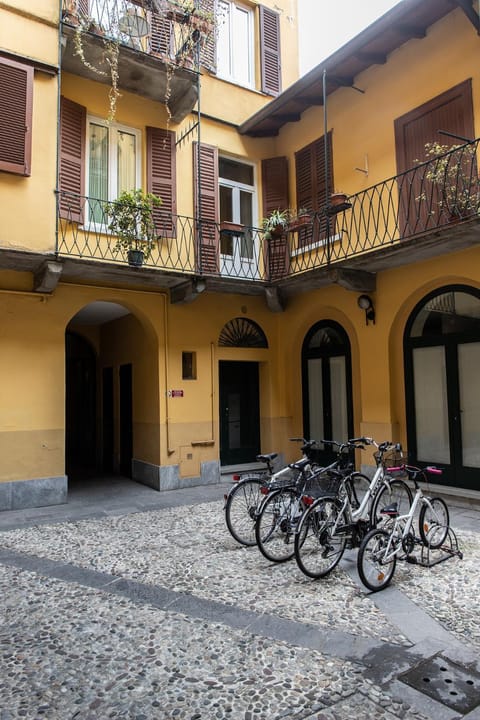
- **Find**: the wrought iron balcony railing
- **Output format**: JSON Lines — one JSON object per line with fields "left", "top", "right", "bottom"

{"left": 61, "top": 0, "right": 214, "bottom": 71}
{"left": 55, "top": 140, "right": 480, "bottom": 284}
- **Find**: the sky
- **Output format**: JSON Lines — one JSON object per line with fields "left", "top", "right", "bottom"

{"left": 297, "top": 0, "right": 402, "bottom": 75}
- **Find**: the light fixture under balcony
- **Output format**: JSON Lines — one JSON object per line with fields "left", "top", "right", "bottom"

{"left": 358, "top": 294, "right": 375, "bottom": 325}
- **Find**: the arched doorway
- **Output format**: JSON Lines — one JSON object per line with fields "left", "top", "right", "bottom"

{"left": 404, "top": 285, "right": 480, "bottom": 489}
{"left": 302, "top": 321, "right": 353, "bottom": 464}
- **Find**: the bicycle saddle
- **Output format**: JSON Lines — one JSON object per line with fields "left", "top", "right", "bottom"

{"left": 256, "top": 452, "right": 278, "bottom": 463}
{"left": 379, "top": 502, "right": 399, "bottom": 517}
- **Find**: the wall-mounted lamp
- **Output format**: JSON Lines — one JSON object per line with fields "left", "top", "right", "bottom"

{"left": 193, "top": 277, "right": 206, "bottom": 294}
{"left": 358, "top": 294, "right": 375, "bottom": 325}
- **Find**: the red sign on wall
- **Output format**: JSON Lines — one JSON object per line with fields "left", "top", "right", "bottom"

{"left": 169, "top": 389, "right": 184, "bottom": 397}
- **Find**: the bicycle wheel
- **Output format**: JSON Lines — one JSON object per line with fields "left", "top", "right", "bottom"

{"left": 357, "top": 528, "right": 396, "bottom": 592}
{"left": 419, "top": 496, "right": 449, "bottom": 549}
{"left": 225, "top": 476, "right": 264, "bottom": 546}
{"left": 294, "top": 497, "right": 347, "bottom": 579}
{"left": 370, "top": 478, "right": 413, "bottom": 528}
{"left": 255, "top": 487, "right": 299, "bottom": 563}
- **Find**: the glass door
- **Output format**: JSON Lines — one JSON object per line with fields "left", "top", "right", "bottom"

{"left": 405, "top": 287, "right": 480, "bottom": 489}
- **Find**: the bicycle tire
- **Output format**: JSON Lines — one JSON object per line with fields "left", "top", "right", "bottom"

{"left": 225, "top": 475, "right": 265, "bottom": 546}
{"left": 370, "top": 478, "right": 413, "bottom": 528}
{"left": 294, "top": 496, "right": 347, "bottom": 579}
{"left": 419, "top": 496, "right": 449, "bottom": 549}
{"left": 357, "top": 528, "right": 396, "bottom": 592}
{"left": 255, "top": 487, "right": 299, "bottom": 563}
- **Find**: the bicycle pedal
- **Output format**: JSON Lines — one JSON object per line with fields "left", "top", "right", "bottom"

{"left": 406, "top": 556, "right": 418, "bottom": 564}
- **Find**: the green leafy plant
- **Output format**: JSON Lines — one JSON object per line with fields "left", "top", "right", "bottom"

{"left": 417, "top": 141, "right": 479, "bottom": 217}
{"left": 262, "top": 209, "right": 290, "bottom": 240}
{"left": 107, "top": 189, "right": 162, "bottom": 260}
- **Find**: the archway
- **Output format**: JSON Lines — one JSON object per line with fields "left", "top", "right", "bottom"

{"left": 404, "top": 285, "right": 480, "bottom": 489}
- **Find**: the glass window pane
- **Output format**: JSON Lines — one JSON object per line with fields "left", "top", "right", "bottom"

{"left": 88, "top": 123, "right": 108, "bottom": 222}
{"left": 330, "top": 356, "right": 348, "bottom": 441}
{"left": 410, "top": 291, "right": 480, "bottom": 337}
{"left": 308, "top": 326, "right": 345, "bottom": 350}
{"left": 232, "top": 5, "right": 250, "bottom": 84}
{"left": 458, "top": 342, "right": 480, "bottom": 468}
{"left": 216, "top": 0, "right": 231, "bottom": 77}
{"left": 219, "top": 158, "right": 254, "bottom": 185}
{"left": 117, "top": 130, "right": 136, "bottom": 194}
{"left": 220, "top": 185, "right": 233, "bottom": 221}
{"left": 308, "top": 358, "right": 324, "bottom": 441}
{"left": 413, "top": 346, "right": 450, "bottom": 463}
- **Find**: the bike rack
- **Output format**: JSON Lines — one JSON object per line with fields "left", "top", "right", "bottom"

{"left": 406, "top": 526, "right": 463, "bottom": 568}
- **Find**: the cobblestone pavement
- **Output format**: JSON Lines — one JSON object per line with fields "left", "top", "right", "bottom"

{"left": 0, "top": 478, "right": 479, "bottom": 720}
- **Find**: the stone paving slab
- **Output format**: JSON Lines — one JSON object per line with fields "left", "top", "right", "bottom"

{"left": 0, "top": 492, "right": 479, "bottom": 718}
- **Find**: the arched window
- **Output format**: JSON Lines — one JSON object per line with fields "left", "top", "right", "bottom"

{"left": 218, "top": 317, "right": 268, "bottom": 348}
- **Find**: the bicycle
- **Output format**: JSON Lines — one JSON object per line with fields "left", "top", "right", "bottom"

{"left": 224, "top": 439, "right": 319, "bottom": 547}
{"left": 255, "top": 439, "right": 370, "bottom": 563}
{"left": 293, "top": 438, "right": 413, "bottom": 579}
{"left": 357, "top": 464, "right": 450, "bottom": 592}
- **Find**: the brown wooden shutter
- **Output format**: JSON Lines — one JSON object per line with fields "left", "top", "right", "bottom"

{"left": 146, "top": 126, "right": 177, "bottom": 238}
{"left": 59, "top": 96, "right": 86, "bottom": 222}
{"left": 295, "top": 132, "right": 333, "bottom": 244}
{"left": 198, "top": 0, "right": 216, "bottom": 72}
{"left": 262, "top": 156, "right": 289, "bottom": 279}
{"left": 262, "top": 156, "right": 289, "bottom": 213}
{"left": 0, "top": 57, "right": 33, "bottom": 176}
{"left": 259, "top": 6, "right": 281, "bottom": 96}
{"left": 150, "top": 7, "right": 172, "bottom": 57}
{"left": 193, "top": 142, "right": 219, "bottom": 273}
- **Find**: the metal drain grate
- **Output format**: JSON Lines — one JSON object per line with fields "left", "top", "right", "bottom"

{"left": 399, "top": 654, "right": 480, "bottom": 713}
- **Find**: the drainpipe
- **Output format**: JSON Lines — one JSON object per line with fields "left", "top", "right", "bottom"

{"left": 55, "top": 0, "right": 63, "bottom": 256}
{"left": 161, "top": 292, "right": 175, "bottom": 455}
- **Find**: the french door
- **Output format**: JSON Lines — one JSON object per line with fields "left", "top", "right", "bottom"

{"left": 302, "top": 321, "right": 353, "bottom": 465}
{"left": 405, "top": 287, "right": 480, "bottom": 489}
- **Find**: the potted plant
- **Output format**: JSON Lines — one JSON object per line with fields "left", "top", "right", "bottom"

{"left": 262, "top": 209, "right": 290, "bottom": 240}
{"left": 417, "top": 141, "right": 479, "bottom": 219}
{"left": 287, "top": 208, "right": 311, "bottom": 232}
{"left": 107, "top": 189, "right": 162, "bottom": 267}
{"left": 330, "top": 191, "right": 349, "bottom": 207}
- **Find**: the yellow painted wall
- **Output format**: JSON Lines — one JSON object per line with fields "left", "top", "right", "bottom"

{"left": 275, "top": 9, "right": 480, "bottom": 205}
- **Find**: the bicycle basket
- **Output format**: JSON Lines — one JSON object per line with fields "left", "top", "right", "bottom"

{"left": 374, "top": 447, "right": 403, "bottom": 469}
{"left": 267, "top": 467, "right": 300, "bottom": 491}
{"left": 305, "top": 472, "right": 342, "bottom": 500}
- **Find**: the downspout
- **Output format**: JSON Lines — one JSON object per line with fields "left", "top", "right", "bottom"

{"left": 323, "top": 68, "right": 331, "bottom": 264}
{"left": 55, "top": 0, "right": 63, "bottom": 256}
{"left": 161, "top": 292, "right": 175, "bottom": 455}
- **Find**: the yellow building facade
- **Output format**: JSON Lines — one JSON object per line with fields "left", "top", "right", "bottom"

{"left": 0, "top": 0, "right": 479, "bottom": 510}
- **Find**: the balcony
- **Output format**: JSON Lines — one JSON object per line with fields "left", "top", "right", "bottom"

{"left": 53, "top": 141, "right": 480, "bottom": 302}
{"left": 60, "top": 0, "right": 214, "bottom": 121}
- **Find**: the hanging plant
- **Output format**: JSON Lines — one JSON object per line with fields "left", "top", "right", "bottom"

{"left": 73, "top": 14, "right": 121, "bottom": 123}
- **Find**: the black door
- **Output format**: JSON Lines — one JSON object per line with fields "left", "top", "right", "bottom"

{"left": 302, "top": 321, "right": 353, "bottom": 466}
{"left": 102, "top": 367, "right": 114, "bottom": 473}
{"left": 65, "top": 332, "right": 96, "bottom": 477}
{"left": 405, "top": 286, "right": 480, "bottom": 489}
{"left": 219, "top": 361, "right": 260, "bottom": 465}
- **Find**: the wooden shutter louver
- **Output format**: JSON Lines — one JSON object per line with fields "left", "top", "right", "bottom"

{"left": 198, "top": 0, "right": 216, "bottom": 72}
{"left": 146, "top": 126, "right": 177, "bottom": 238}
{"left": 193, "top": 142, "right": 219, "bottom": 273}
{"left": 259, "top": 6, "right": 281, "bottom": 96}
{"left": 150, "top": 9, "right": 172, "bottom": 58}
{"left": 262, "top": 156, "right": 289, "bottom": 279}
{"left": 295, "top": 132, "right": 333, "bottom": 245}
{"left": 59, "top": 96, "right": 86, "bottom": 222}
{"left": 0, "top": 57, "right": 33, "bottom": 176}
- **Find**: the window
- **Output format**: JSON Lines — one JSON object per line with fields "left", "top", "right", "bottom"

{"left": 216, "top": 1, "right": 254, "bottom": 87}
{"left": 0, "top": 56, "right": 33, "bottom": 176}
{"left": 182, "top": 352, "right": 197, "bottom": 380}
{"left": 87, "top": 117, "right": 141, "bottom": 224}
{"left": 219, "top": 156, "right": 255, "bottom": 258}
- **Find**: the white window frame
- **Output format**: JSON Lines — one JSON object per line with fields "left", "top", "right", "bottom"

{"left": 85, "top": 115, "right": 142, "bottom": 229}
{"left": 216, "top": 0, "right": 254, "bottom": 88}
{"left": 219, "top": 156, "right": 257, "bottom": 230}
